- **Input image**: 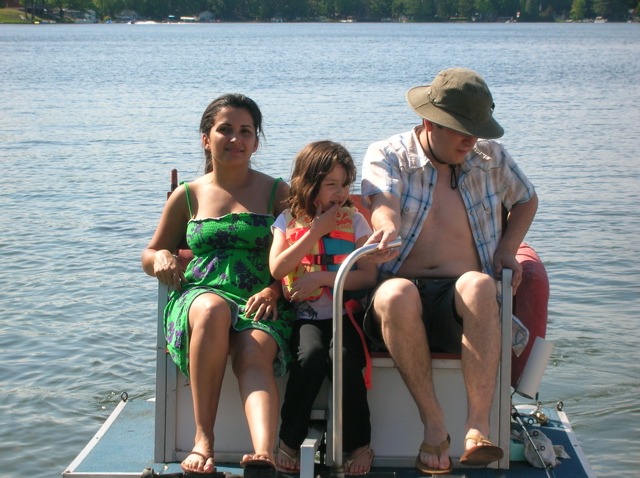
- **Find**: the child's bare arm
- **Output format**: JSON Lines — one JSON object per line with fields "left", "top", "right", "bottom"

{"left": 269, "top": 204, "right": 340, "bottom": 280}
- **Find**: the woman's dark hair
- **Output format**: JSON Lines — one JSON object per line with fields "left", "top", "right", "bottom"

{"left": 289, "top": 140, "right": 356, "bottom": 218}
{"left": 200, "top": 93, "right": 264, "bottom": 173}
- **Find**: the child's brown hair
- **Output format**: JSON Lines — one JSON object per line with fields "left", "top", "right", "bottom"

{"left": 288, "top": 141, "right": 356, "bottom": 219}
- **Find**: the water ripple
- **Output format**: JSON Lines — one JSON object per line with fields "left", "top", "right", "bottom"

{"left": 1, "top": 22, "right": 639, "bottom": 478}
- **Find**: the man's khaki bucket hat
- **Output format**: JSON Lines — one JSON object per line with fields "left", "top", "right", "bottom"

{"left": 406, "top": 68, "right": 504, "bottom": 139}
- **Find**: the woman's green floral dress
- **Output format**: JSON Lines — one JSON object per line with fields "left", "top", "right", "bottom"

{"left": 164, "top": 184, "right": 294, "bottom": 379}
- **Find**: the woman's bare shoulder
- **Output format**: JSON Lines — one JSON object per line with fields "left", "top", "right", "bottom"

{"left": 188, "top": 173, "right": 213, "bottom": 187}
{"left": 248, "top": 170, "right": 290, "bottom": 215}
{"left": 249, "top": 170, "right": 288, "bottom": 194}
{"left": 250, "top": 169, "right": 277, "bottom": 183}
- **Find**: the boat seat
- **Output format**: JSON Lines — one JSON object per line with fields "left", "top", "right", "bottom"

{"left": 154, "top": 170, "right": 549, "bottom": 474}
{"left": 155, "top": 276, "right": 331, "bottom": 465}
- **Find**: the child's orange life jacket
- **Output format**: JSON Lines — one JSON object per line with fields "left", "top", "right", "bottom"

{"left": 282, "top": 206, "right": 357, "bottom": 301}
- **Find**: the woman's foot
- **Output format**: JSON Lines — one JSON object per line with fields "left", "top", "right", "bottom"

{"left": 181, "top": 450, "right": 215, "bottom": 473}
{"left": 345, "top": 445, "right": 374, "bottom": 476}
{"left": 240, "top": 453, "right": 276, "bottom": 468}
{"left": 275, "top": 441, "right": 300, "bottom": 473}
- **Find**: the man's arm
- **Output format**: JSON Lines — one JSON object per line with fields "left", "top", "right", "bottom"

{"left": 364, "top": 192, "right": 402, "bottom": 262}
{"left": 493, "top": 192, "right": 539, "bottom": 291}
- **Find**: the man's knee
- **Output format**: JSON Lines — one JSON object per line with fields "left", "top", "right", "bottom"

{"left": 373, "top": 278, "right": 421, "bottom": 322}
{"left": 457, "top": 272, "right": 497, "bottom": 300}
{"left": 455, "top": 272, "right": 499, "bottom": 319}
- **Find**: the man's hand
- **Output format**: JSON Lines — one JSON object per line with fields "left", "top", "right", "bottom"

{"left": 364, "top": 227, "right": 400, "bottom": 263}
{"left": 493, "top": 248, "right": 523, "bottom": 293}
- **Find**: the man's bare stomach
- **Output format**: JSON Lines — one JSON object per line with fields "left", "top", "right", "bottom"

{"left": 396, "top": 246, "right": 481, "bottom": 279}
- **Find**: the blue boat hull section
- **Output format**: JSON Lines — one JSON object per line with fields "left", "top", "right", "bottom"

{"left": 64, "top": 400, "right": 593, "bottom": 478}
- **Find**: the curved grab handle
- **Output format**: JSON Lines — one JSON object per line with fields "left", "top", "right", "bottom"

{"left": 331, "top": 238, "right": 402, "bottom": 475}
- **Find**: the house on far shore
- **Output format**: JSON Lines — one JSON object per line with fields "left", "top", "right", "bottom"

{"left": 117, "top": 10, "right": 139, "bottom": 22}
{"left": 49, "top": 7, "right": 97, "bottom": 22}
{"left": 73, "top": 9, "right": 97, "bottom": 23}
{"left": 198, "top": 11, "right": 215, "bottom": 22}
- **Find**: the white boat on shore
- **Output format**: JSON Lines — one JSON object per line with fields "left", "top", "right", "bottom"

{"left": 64, "top": 171, "right": 595, "bottom": 478}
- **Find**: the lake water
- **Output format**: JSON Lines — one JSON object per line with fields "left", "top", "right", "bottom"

{"left": 1, "top": 21, "right": 639, "bottom": 477}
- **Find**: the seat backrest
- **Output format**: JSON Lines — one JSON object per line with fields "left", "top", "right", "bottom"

{"left": 173, "top": 190, "right": 370, "bottom": 270}
{"left": 350, "top": 194, "right": 370, "bottom": 224}
{"left": 168, "top": 175, "right": 547, "bottom": 385}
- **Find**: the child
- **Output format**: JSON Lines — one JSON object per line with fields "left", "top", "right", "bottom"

{"left": 269, "top": 141, "right": 377, "bottom": 476}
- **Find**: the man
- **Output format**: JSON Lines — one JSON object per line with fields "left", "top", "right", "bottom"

{"left": 361, "top": 68, "right": 538, "bottom": 474}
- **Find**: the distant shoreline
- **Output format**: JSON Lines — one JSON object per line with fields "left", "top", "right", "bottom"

{"left": 2, "top": 8, "right": 637, "bottom": 25}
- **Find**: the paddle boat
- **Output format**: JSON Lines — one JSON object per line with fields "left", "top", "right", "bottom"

{"left": 64, "top": 170, "right": 595, "bottom": 478}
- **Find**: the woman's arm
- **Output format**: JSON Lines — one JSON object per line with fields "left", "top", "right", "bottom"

{"left": 141, "top": 184, "right": 190, "bottom": 290}
{"left": 244, "top": 279, "right": 282, "bottom": 322}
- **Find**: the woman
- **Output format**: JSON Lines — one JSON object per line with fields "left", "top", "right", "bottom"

{"left": 142, "top": 94, "right": 294, "bottom": 475}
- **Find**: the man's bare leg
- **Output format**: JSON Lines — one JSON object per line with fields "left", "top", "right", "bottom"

{"left": 372, "top": 278, "right": 451, "bottom": 472}
{"left": 455, "top": 272, "right": 502, "bottom": 451}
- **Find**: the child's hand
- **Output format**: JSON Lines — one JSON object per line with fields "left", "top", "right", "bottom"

{"left": 310, "top": 201, "right": 340, "bottom": 236}
{"left": 289, "top": 273, "right": 327, "bottom": 301}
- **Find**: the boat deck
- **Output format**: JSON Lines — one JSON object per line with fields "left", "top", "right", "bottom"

{"left": 63, "top": 399, "right": 594, "bottom": 478}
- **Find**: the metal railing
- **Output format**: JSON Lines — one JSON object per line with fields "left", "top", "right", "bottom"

{"left": 331, "top": 239, "right": 402, "bottom": 476}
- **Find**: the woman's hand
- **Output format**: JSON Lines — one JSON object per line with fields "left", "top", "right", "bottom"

{"left": 153, "top": 250, "right": 186, "bottom": 291}
{"left": 245, "top": 288, "right": 280, "bottom": 322}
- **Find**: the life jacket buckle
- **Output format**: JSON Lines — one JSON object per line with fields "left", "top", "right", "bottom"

{"left": 313, "top": 254, "right": 335, "bottom": 265}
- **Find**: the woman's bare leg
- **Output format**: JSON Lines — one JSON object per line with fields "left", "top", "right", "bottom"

{"left": 231, "top": 328, "right": 279, "bottom": 463}
{"left": 181, "top": 293, "right": 232, "bottom": 473}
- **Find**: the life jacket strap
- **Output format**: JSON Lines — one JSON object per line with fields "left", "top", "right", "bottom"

{"left": 301, "top": 253, "right": 349, "bottom": 266}
{"left": 345, "top": 299, "right": 372, "bottom": 390}
{"left": 286, "top": 227, "right": 355, "bottom": 243}
{"left": 327, "top": 230, "right": 355, "bottom": 242}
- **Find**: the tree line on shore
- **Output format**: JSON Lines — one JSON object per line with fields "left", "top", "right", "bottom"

{"left": 25, "top": 0, "right": 638, "bottom": 23}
